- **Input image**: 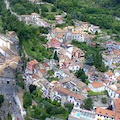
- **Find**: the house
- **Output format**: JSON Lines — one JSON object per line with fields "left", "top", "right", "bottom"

{"left": 106, "top": 84, "right": 120, "bottom": 99}
{"left": 105, "top": 71, "right": 116, "bottom": 82}
{"left": 88, "top": 25, "right": 101, "bottom": 34}
{"left": 47, "top": 38, "right": 61, "bottom": 48}
{"left": 54, "top": 70, "right": 71, "bottom": 79}
{"left": 65, "top": 28, "right": 85, "bottom": 42}
{"left": 42, "top": 61, "right": 50, "bottom": 71}
{"left": 72, "top": 47, "right": 85, "bottom": 64}
{"left": 19, "top": 13, "right": 49, "bottom": 27}
{"left": 25, "top": 60, "right": 39, "bottom": 75}
{"left": 6, "top": 31, "right": 18, "bottom": 39}
{"left": 29, "top": 0, "right": 38, "bottom": 3}
{"left": 88, "top": 82, "right": 105, "bottom": 92}
{"left": 95, "top": 107, "right": 115, "bottom": 120}
{"left": 52, "top": 86, "right": 85, "bottom": 107}
{"left": 60, "top": 77, "right": 87, "bottom": 96}
{"left": 113, "top": 98, "right": 120, "bottom": 113}
{"left": 0, "top": 34, "right": 19, "bottom": 55}
{"left": 55, "top": 15, "right": 65, "bottom": 24}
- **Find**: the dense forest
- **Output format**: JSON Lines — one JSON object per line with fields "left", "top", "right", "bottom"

{"left": 8, "top": 0, "right": 39, "bottom": 15}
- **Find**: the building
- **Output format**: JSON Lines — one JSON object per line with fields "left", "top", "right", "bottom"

{"left": 68, "top": 108, "right": 95, "bottom": 120}
{"left": 52, "top": 86, "right": 85, "bottom": 107}
{"left": 55, "top": 15, "right": 65, "bottom": 24}
{"left": 88, "top": 82, "right": 105, "bottom": 92}
{"left": 88, "top": 25, "right": 101, "bottom": 34}
{"left": 106, "top": 84, "right": 120, "bottom": 99}
{"left": 47, "top": 38, "right": 61, "bottom": 48}
{"left": 95, "top": 107, "right": 115, "bottom": 120}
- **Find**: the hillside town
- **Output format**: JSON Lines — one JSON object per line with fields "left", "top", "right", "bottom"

{"left": 21, "top": 20, "right": 120, "bottom": 120}
{"left": 0, "top": 0, "right": 120, "bottom": 120}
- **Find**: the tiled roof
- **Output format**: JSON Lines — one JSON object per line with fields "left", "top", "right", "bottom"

{"left": 96, "top": 107, "right": 115, "bottom": 118}
{"left": 28, "top": 60, "right": 38, "bottom": 66}
{"left": 91, "top": 82, "right": 104, "bottom": 88}
{"left": 114, "top": 98, "right": 120, "bottom": 112}
{"left": 54, "top": 86, "right": 84, "bottom": 101}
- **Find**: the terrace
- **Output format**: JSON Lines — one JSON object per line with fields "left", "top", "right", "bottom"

{"left": 68, "top": 108, "right": 95, "bottom": 120}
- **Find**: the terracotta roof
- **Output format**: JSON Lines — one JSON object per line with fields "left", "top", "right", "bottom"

{"left": 91, "top": 82, "right": 104, "bottom": 88}
{"left": 56, "top": 33, "right": 64, "bottom": 38}
{"left": 114, "top": 98, "right": 120, "bottom": 112}
{"left": 32, "top": 74, "right": 39, "bottom": 79}
{"left": 96, "top": 107, "right": 115, "bottom": 118}
{"left": 72, "top": 29, "right": 80, "bottom": 34}
{"left": 113, "top": 50, "right": 120, "bottom": 56}
{"left": 39, "top": 69, "right": 46, "bottom": 74}
{"left": 117, "top": 76, "right": 120, "bottom": 81}
{"left": 50, "top": 38, "right": 60, "bottom": 44}
{"left": 86, "top": 87, "right": 90, "bottom": 91}
{"left": 116, "top": 90, "right": 120, "bottom": 94}
{"left": 28, "top": 60, "right": 38, "bottom": 66}
{"left": 42, "top": 62, "right": 49, "bottom": 67}
{"left": 106, "top": 71, "right": 113, "bottom": 76}
{"left": 115, "top": 112, "right": 120, "bottom": 120}
{"left": 54, "top": 86, "right": 84, "bottom": 101}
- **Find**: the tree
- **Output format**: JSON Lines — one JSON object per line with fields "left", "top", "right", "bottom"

{"left": 64, "top": 103, "right": 74, "bottom": 113}
{"left": 85, "top": 52, "right": 94, "bottom": 66}
{"left": 0, "top": 95, "right": 4, "bottom": 107}
{"left": 53, "top": 51, "right": 59, "bottom": 61}
{"left": 23, "top": 92, "right": 32, "bottom": 109}
{"left": 101, "top": 97, "right": 107, "bottom": 104}
{"left": 29, "top": 85, "right": 37, "bottom": 93}
{"left": 7, "top": 113, "right": 12, "bottom": 120}
{"left": 75, "top": 69, "right": 88, "bottom": 83}
{"left": 51, "top": 6, "right": 57, "bottom": 12}
{"left": 83, "top": 98, "right": 93, "bottom": 110}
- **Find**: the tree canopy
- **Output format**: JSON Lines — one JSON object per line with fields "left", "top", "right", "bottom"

{"left": 23, "top": 92, "right": 32, "bottom": 109}
{"left": 82, "top": 98, "right": 93, "bottom": 110}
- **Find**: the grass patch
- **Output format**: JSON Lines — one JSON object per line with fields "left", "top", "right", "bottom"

{"left": 88, "top": 90, "right": 107, "bottom": 96}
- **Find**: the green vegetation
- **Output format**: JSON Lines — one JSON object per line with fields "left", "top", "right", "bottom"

{"left": 53, "top": 51, "right": 59, "bottom": 61}
{"left": 7, "top": 113, "right": 12, "bottom": 120}
{"left": 64, "top": 103, "right": 74, "bottom": 113}
{"left": 47, "top": 77, "right": 59, "bottom": 82}
{"left": 75, "top": 69, "right": 88, "bottom": 84}
{"left": 8, "top": 0, "right": 39, "bottom": 15}
{"left": 40, "top": 3, "right": 61, "bottom": 21}
{"left": 29, "top": 85, "right": 37, "bottom": 93}
{"left": 88, "top": 90, "right": 107, "bottom": 96}
{"left": 16, "top": 73, "right": 24, "bottom": 89}
{"left": 43, "top": 0, "right": 120, "bottom": 36}
{"left": 72, "top": 40, "right": 108, "bottom": 72}
{"left": 0, "top": 95, "right": 4, "bottom": 107}
{"left": 0, "top": 0, "right": 53, "bottom": 62}
{"left": 47, "top": 70, "right": 54, "bottom": 76}
{"left": 27, "top": 89, "right": 70, "bottom": 120}
{"left": 82, "top": 98, "right": 93, "bottom": 110}
{"left": 101, "top": 97, "right": 107, "bottom": 104}
{"left": 23, "top": 91, "right": 32, "bottom": 109}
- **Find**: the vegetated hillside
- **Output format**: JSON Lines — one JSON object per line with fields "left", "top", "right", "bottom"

{"left": 43, "top": 0, "right": 120, "bottom": 35}
{"left": 8, "top": 0, "right": 39, "bottom": 15}
{"left": 0, "top": 0, "right": 53, "bottom": 62}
